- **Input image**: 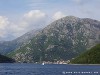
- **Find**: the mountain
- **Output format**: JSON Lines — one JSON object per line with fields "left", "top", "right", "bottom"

{"left": 8, "top": 16, "right": 100, "bottom": 63}
{"left": 0, "top": 54, "right": 15, "bottom": 63}
{"left": 70, "top": 44, "right": 100, "bottom": 64}
{"left": 0, "top": 29, "right": 41, "bottom": 55}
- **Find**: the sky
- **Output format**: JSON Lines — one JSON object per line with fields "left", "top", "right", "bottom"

{"left": 0, "top": 0, "right": 100, "bottom": 41}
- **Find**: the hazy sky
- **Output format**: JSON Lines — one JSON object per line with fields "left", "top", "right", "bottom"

{"left": 0, "top": 0, "right": 100, "bottom": 41}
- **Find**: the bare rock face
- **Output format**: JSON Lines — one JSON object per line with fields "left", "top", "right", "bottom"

{"left": 8, "top": 16, "right": 100, "bottom": 63}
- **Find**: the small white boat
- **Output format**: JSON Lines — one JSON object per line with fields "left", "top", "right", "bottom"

{"left": 42, "top": 62, "right": 45, "bottom": 65}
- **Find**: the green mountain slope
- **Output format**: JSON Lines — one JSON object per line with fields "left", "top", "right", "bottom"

{"left": 8, "top": 16, "right": 100, "bottom": 63}
{"left": 71, "top": 44, "right": 100, "bottom": 64}
{"left": 0, "top": 54, "right": 15, "bottom": 63}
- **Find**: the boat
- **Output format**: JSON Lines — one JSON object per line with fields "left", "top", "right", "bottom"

{"left": 42, "top": 62, "right": 45, "bottom": 65}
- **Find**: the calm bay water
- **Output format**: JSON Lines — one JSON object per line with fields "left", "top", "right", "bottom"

{"left": 0, "top": 63, "right": 100, "bottom": 75}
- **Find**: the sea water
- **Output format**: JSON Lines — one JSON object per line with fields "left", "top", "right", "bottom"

{"left": 0, "top": 63, "right": 100, "bottom": 75}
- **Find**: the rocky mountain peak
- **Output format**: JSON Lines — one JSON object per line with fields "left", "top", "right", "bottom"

{"left": 7, "top": 16, "right": 100, "bottom": 63}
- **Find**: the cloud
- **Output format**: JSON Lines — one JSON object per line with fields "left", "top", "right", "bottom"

{"left": 24, "top": 10, "right": 46, "bottom": 22}
{"left": 23, "top": 10, "right": 46, "bottom": 28}
{"left": 0, "top": 10, "right": 67, "bottom": 41}
{"left": 52, "top": 11, "right": 66, "bottom": 20}
{"left": 0, "top": 16, "right": 10, "bottom": 38}
{"left": 0, "top": 16, "right": 19, "bottom": 40}
{"left": 0, "top": 16, "right": 9, "bottom": 30}
{"left": 21, "top": 10, "right": 46, "bottom": 31}
{"left": 0, "top": 10, "right": 47, "bottom": 41}
{"left": 11, "top": 10, "right": 47, "bottom": 38}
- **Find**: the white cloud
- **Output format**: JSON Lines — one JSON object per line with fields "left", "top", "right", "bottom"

{"left": 52, "top": 11, "right": 66, "bottom": 20}
{"left": 0, "top": 11, "right": 67, "bottom": 41}
{"left": 23, "top": 10, "right": 46, "bottom": 22}
{"left": 0, "top": 16, "right": 9, "bottom": 30}
{"left": 11, "top": 10, "right": 47, "bottom": 38}
{"left": 18, "top": 10, "right": 47, "bottom": 34}
{"left": 0, "top": 10, "right": 47, "bottom": 41}
{"left": 0, "top": 16, "right": 10, "bottom": 38}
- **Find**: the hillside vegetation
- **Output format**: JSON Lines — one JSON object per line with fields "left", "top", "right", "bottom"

{"left": 0, "top": 54, "right": 15, "bottom": 63}
{"left": 71, "top": 44, "right": 100, "bottom": 64}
